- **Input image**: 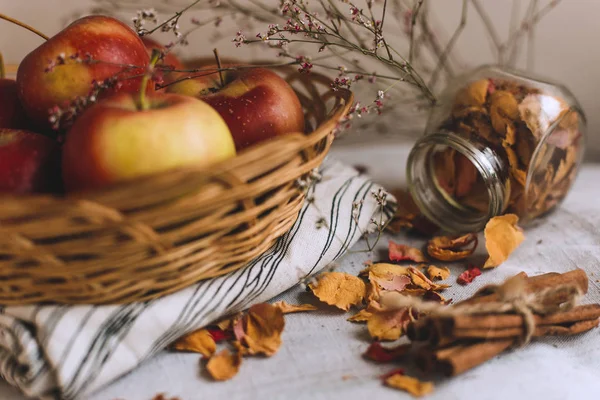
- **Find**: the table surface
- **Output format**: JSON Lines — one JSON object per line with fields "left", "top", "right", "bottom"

{"left": 2, "top": 142, "right": 600, "bottom": 400}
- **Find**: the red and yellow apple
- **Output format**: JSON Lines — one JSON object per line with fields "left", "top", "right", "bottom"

{"left": 61, "top": 92, "right": 236, "bottom": 192}
{"left": 0, "top": 129, "right": 60, "bottom": 194}
{"left": 166, "top": 66, "right": 305, "bottom": 150}
{"left": 16, "top": 15, "right": 151, "bottom": 131}
{"left": 0, "top": 79, "right": 27, "bottom": 129}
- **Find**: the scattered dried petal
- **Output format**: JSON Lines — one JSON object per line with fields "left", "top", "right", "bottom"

{"left": 170, "top": 329, "right": 216, "bottom": 357}
{"left": 309, "top": 272, "right": 366, "bottom": 311}
{"left": 384, "top": 374, "right": 434, "bottom": 397}
{"left": 457, "top": 266, "right": 482, "bottom": 285}
{"left": 360, "top": 263, "right": 410, "bottom": 279}
{"left": 206, "top": 327, "right": 230, "bottom": 343}
{"left": 367, "top": 307, "right": 412, "bottom": 341}
{"left": 238, "top": 303, "right": 285, "bottom": 356}
{"left": 389, "top": 241, "right": 426, "bottom": 263}
{"left": 363, "top": 342, "right": 411, "bottom": 363}
{"left": 426, "top": 265, "right": 450, "bottom": 281}
{"left": 347, "top": 308, "right": 373, "bottom": 323}
{"left": 272, "top": 301, "right": 318, "bottom": 314}
{"left": 408, "top": 267, "right": 449, "bottom": 291}
{"left": 483, "top": 214, "right": 525, "bottom": 268}
{"left": 380, "top": 368, "right": 406, "bottom": 380}
{"left": 427, "top": 233, "right": 478, "bottom": 262}
{"left": 371, "top": 274, "right": 412, "bottom": 292}
{"left": 206, "top": 349, "right": 242, "bottom": 381}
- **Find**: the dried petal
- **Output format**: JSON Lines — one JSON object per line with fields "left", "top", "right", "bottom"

{"left": 272, "top": 301, "right": 318, "bottom": 314}
{"left": 170, "top": 329, "right": 216, "bottom": 357}
{"left": 457, "top": 266, "right": 482, "bottom": 285}
{"left": 207, "top": 327, "right": 229, "bottom": 343}
{"left": 387, "top": 189, "right": 421, "bottom": 232}
{"left": 426, "top": 265, "right": 450, "bottom": 281}
{"left": 380, "top": 368, "right": 406, "bottom": 380}
{"left": 483, "top": 214, "right": 525, "bottom": 268}
{"left": 206, "top": 349, "right": 242, "bottom": 381}
{"left": 360, "top": 263, "right": 410, "bottom": 279}
{"left": 427, "top": 233, "right": 478, "bottom": 262}
{"left": 389, "top": 241, "right": 426, "bottom": 263}
{"left": 363, "top": 342, "right": 411, "bottom": 363}
{"left": 453, "top": 79, "right": 489, "bottom": 110}
{"left": 371, "top": 274, "right": 412, "bottom": 292}
{"left": 408, "top": 266, "right": 449, "bottom": 291}
{"left": 384, "top": 374, "right": 434, "bottom": 397}
{"left": 347, "top": 308, "right": 373, "bottom": 323}
{"left": 422, "top": 290, "right": 452, "bottom": 304}
{"left": 309, "top": 272, "right": 366, "bottom": 311}
{"left": 367, "top": 307, "right": 412, "bottom": 341}
{"left": 489, "top": 90, "right": 519, "bottom": 134}
{"left": 238, "top": 303, "right": 285, "bottom": 356}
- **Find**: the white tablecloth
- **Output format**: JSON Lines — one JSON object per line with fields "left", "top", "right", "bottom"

{"left": 2, "top": 142, "right": 600, "bottom": 400}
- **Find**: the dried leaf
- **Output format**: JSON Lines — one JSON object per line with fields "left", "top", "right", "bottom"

{"left": 347, "top": 308, "right": 373, "bottom": 323}
{"left": 389, "top": 241, "right": 426, "bottom": 263}
{"left": 206, "top": 349, "right": 242, "bottom": 381}
{"left": 408, "top": 266, "right": 449, "bottom": 291}
{"left": 384, "top": 374, "right": 434, "bottom": 397}
{"left": 457, "top": 266, "right": 482, "bottom": 285}
{"left": 360, "top": 263, "right": 410, "bottom": 280}
{"left": 170, "top": 329, "right": 216, "bottom": 357}
{"left": 272, "top": 301, "right": 318, "bottom": 314}
{"left": 367, "top": 307, "right": 412, "bottom": 341}
{"left": 238, "top": 303, "right": 285, "bottom": 356}
{"left": 371, "top": 274, "right": 412, "bottom": 292}
{"left": 422, "top": 290, "right": 452, "bottom": 304}
{"left": 363, "top": 342, "right": 411, "bottom": 363}
{"left": 426, "top": 265, "right": 450, "bottom": 281}
{"left": 309, "top": 272, "right": 366, "bottom": 311}
{"left": 483, "top": 214, "right": 525, "bottom": 268}
{"left": 489, "top": 90, "right": 519, "bottom": 134}
{"left": 427, "top": 233, "right": 478, "bottom": 262}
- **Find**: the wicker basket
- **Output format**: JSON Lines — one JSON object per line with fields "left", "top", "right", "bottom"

{"left": 0, "top": 68, "right": 353, "bottom": 305}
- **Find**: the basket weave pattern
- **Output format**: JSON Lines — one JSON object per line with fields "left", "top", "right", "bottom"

{"left": 0, "top": 71, "right": 353, "bottom": 305}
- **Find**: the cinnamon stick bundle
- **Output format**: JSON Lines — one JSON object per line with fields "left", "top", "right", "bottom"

{"left": 407, "top": 269, "right": 599, "bottom": 377}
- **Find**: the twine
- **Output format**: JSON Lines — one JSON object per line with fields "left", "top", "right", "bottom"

{"left": 380, "top": 274, "right": 583, "bottom": 346}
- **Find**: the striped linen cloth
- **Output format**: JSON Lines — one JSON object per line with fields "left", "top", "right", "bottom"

{"left": 0, "top": 159, "right": 394, "bottom": 400}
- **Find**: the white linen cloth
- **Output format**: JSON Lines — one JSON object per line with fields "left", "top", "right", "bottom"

{"left": 0, "top": 159, "right": 393, "bottom": 400}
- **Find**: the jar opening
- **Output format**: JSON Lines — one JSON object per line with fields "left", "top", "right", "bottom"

{"left": 407, "top": 132, "right": 509, "bottom": 233}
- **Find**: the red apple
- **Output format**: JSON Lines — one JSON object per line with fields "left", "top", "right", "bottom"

{"left": 0, "top": 129, "right": 60, "bottom": 194}
{"left": 16, "top": 15, "right": 151, "bottom": 131}
{"left": 0, "top": 79, "right": 27, "bottom": 129}
{"left": 62, "top": 92, "right": 236, "bottom": 192}
{"left": 166, "top": 66, "right": 305, "bottom": 150}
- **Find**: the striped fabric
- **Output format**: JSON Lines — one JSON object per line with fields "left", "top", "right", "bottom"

{"left": 0, "top": 160, "right": 394, "bottom": 400}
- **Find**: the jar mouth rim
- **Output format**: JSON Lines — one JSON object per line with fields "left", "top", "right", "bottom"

{"left": 406, "top": 132, "right": 509, "bottom": 233}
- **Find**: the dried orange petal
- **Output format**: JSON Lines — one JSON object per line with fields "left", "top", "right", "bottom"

{"left": 426, "top": 265, "right": 450, "bottom": 281}
{"left": 360, "top": 263, "right": 410, "bottom": 279}
{"left": 309, "top": 272, "right": 366, "bottom": 311}
{"left": 389, "top": 241, "right": 426, "bottom": 263}
{"left": 347, "top": 308, "right": 373, "bottom": 323}
{"left": 239, "top": 303, "right": 285, "bottom": 356}
{"left": 489, "top": 90, "right": 519, "bottom": 134}
{"left": 408, "top": 266, "right": 449, "bottom": 291}
{"left": 483, "top": 214, "right": 525, "bottom": 268}
{"left": 384, "top": 374, "right": 434, "bottom": 397}
{"left": 206, "top": 349, "right": 242, "bottom": 381}
{"left": 367, "top": 307, "right": 412, "bottom": 341}
{"left": 170, "top": 329, "right": 216, "bottom": 357}
{"left": 427, "top": 233, "right": 478, "bottom": 262}
{"left": 272, "top": 301, "right": 317, "bottom": 314}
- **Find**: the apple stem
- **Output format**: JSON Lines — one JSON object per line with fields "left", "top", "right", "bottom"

{"left": 138, "top": 49, "right": 161, "bottom": 111}
{"left": 0, "top": 13, "right": 49, "bottom": 41}
{"left": 213, "top": 48, "right": 225, "bottom": 88}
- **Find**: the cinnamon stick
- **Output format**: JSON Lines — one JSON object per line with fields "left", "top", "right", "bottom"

{"left": 457, "top": 269, "right": 588, "bottom": 307}
{"left": 433, "top": 339, "right": 513, "bottom": 376}
{"left": 450, "top": 318, "right": 599, "bottom": 340}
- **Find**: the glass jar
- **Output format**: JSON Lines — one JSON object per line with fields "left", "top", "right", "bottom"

{"left": 406, "top": 65, "right": 586, "bottom": 233}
